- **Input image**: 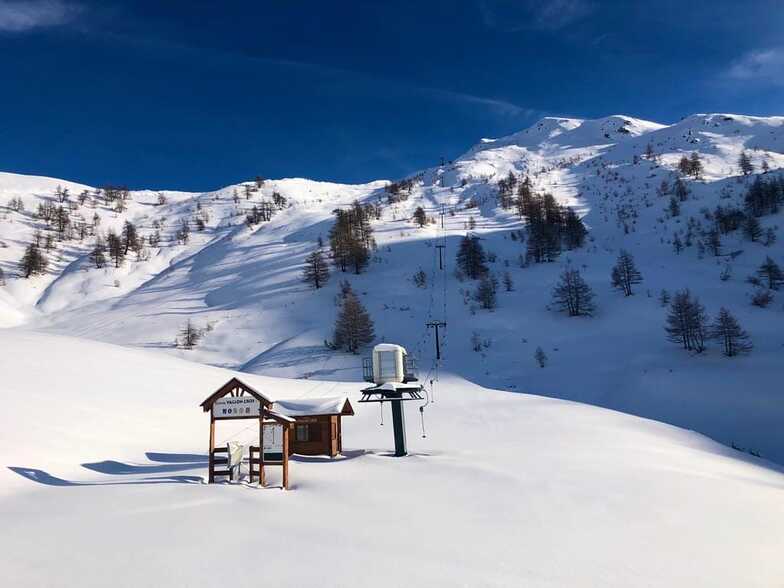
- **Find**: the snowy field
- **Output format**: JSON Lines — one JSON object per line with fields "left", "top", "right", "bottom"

{"left": 1, "top": 330, "right": 783, "bottom": 587}
{"left": 1, "top": 113, "right": 784, "bottom": 585}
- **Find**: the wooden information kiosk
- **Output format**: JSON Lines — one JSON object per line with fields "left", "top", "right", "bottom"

{"left": 199, "top": 377, "right": 294, "bottom": 489}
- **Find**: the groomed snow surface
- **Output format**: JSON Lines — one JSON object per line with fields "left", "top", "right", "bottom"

{"left": 1, "top": 331, "right": 783, "bottom": 587}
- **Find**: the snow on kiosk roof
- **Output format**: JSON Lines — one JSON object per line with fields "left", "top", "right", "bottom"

{"left": 273, "top": 396, "right": 354, "bottom": 417}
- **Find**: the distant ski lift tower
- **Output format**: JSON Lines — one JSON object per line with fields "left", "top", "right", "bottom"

{"left": 435, "top": 244, "right": 445, "bottom": 270}
{"left": 426, "top": 321, "right": 446, "bottom": 361}
{"left": 360, "top": 344, "right": 423, "bottom": 457}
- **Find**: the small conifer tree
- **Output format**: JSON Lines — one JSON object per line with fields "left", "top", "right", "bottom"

{"left": 610, "top": 250, "right": 642, "bottom": 296}
{"left": 413, "top": 207, "right": 427, "bottom": 228}
{"left": 19, "top": 243, "right": 48, "bottom": 278}
{"left": 534, "top": 347, "right": 547, "bottom": 368}
{"left": 709, "top": 308, "right": 752, "bottom": 357}
{"left": 757, "top": 256, "right": 784, "bottom": 290}
{"left": 551, "top": 268, "right": 595, "bottom": 317}
{"left": 333, "top": 292, "right": 375, "bottom": 353}
{"left": 302, "top": 250, "right": 330, "bottom": 289}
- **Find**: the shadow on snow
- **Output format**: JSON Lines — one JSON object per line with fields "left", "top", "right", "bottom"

{"left": 7, "top": 452, "right": 209, "bottom": 488}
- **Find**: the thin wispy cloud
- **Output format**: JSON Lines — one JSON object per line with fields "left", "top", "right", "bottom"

{"left": 253, "top": 55, "right": 537, "bottom": 119}
{"left": 95, "top": 29, "right": 539, "bottom": 123}
{"left": 0, "top": 0, "right": 80, "bottom": 32}
{"left": 258, "top": 53, "right": 537, "bottom": 119}
{"left": 478, "top": 0, "right": 594, "bottom": 32}
{"left": 727, "top": 47, "right": 784, "bottom": 86}
{"left": 428, "top": 87, "right": 538, "bottom": 119}
{"left": 243, "top": 55, "right": 540, "bottom": 121}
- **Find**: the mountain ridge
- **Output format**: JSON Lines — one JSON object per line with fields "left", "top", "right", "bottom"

{"left": 1, "top": 111, "right": 783, "bottom": 465}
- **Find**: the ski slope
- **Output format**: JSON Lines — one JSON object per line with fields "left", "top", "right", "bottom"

{"left": 1, "top": 112, "right": 783, "bottom": 466}
{"left": 1, "top": 330, "right": 783, "bottom": 587}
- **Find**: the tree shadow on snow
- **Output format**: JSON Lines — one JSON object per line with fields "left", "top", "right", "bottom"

{"left": 8, "top": 451, "right": 211, "bottom": 488}
{"left": 145, "top": 452, "right": 207, "bottom": 463}
{"left": 81, "top": 459, "right": 206, "bottom": 475}
{"left": 8, "top": 467, "right": 203, "bottom": 487}
{"left": 241, "top": 343, "right": 338, "bottom": 373}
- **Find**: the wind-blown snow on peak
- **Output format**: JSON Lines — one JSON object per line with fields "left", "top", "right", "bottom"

{"left": 677, "top": 112, "right": 784, "bottom": 129}
{"left": 572, "top": 114, "right": 667, "bottom": 141}
{"left": 485, "top": 116, "right": 584, "bottom": 144}
{"left": 470, "top": 114, "right": 665, "bottom": 155}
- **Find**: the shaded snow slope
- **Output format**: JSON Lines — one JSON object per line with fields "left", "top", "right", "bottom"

{"left": 1, "top": 113, "right": 784, "bottom": 466}
{"left": 1, "top": 331, "right": 783, "bottom": 587}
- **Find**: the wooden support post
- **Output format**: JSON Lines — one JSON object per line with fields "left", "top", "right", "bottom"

{"left": 337, "top": 416, "right": 342, "bottom": 455}
{"left": 282, "top": 424, "right": 290, "bottom": 490}
{"left": 259, "top": 416, "right": 265, "bottom": 487}
{"left": 208, "top": 416, "right": 215, "bottom": 483}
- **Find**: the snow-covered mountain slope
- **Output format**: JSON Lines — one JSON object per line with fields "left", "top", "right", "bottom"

{"left": 1, "top": 330, "right": 782, "bottom": 587}
{"left": 470, "top": 114, "right": 667, "bottom": 153}
{"left": 1, "top": 113, "right": 784, "bottom": 465}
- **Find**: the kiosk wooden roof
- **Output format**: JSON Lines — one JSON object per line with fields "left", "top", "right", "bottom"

{"left": 200, "top": 377, "right": 272, "bottom": 412}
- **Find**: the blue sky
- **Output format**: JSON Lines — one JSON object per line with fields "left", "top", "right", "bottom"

{"left": 1, "top": 0, "right": 782, "bottom": 190}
